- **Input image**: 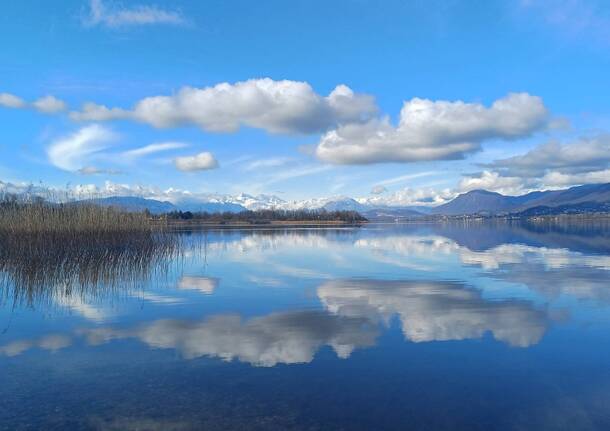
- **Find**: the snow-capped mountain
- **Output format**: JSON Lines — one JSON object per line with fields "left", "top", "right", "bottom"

{"left": 7, "top": 178, "right": 610, "bottom": 217}
{"left": 221, "top": 193, "right": 288, "bottom": 210}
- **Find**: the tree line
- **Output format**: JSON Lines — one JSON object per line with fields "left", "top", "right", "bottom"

{"left": 161, "top": 209, "right": 368, "bottom": 223}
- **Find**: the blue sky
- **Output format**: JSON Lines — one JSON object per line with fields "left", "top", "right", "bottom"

{"left": 1, "top": 0, "right": 610, "bottom": 205}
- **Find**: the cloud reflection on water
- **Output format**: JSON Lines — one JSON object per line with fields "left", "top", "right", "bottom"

{"left": 2, "top": 224, "right": 608, "bottom": 365}
{"left": 319, "top": 279, "right": 551, "bottom": 347}
{"left": 80, "top": 310, "right": 378, "bottom": 367}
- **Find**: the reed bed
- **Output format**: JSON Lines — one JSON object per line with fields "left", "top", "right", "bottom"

{"left": 0, "top": 195, "right": 179, "bottom": 307}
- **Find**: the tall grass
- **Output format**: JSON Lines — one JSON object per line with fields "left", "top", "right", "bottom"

{"left": 0, "top": 194, "right": 154, "bottom": 234}
{"left": 0, "top": 194, "right": 178, "bottom": 306}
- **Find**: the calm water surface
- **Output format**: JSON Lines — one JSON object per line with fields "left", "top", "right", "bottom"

{"left": 2, "top": 221, "right": 610, "bottom": 430}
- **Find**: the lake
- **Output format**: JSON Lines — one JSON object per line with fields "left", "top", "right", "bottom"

{"left": 2, "top": 220, "right": 610, "bottom": 430}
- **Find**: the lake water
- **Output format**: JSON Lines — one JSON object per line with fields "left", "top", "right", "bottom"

{"left": 2, "top": 221, "right": 610, "bottom": 430}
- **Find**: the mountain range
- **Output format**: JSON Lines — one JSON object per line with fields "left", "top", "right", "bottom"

{"left": 77, "top": 183, "right": 610, "bottom": 218}
{"left": 431, "top": 183, "right": 610, "bottom": 216}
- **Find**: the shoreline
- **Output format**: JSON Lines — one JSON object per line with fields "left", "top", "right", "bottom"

{"left": 159, "top": 220, "right": 368, "bottom": 230}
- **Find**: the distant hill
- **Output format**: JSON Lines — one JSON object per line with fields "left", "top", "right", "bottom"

{"left": 514, "top": 183, "right": 610, "bottom": 211}
{"left": 322, "top": 198, "right": 368, "bottom": 212}
{"left": 84, "top": 196, "right": 177, "bottom": 214}
{"left": 177, "top": 201, "right": 247, "bottom": 213}
{"left": 79, "top": 196, "right": 247, "bottom": 214}
{"left": 514, "top": 201, "right": 610, "bottom": 217}
{"left": 432, "top": 183, "right": 610, "bottom": 216}
{"left": 431, "top": 190, "right": 517, "bottom": 215}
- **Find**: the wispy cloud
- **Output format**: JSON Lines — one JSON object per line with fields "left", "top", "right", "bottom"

{"left": 375, "top": 171, "right": 440, "bottom": 187}
{"left": 122, "top": 141, "right": 189, "bottom": 159}
{"left": 244, "top": 157, "right": 294, "bottom": 171}
{"left": 264, "top": 165, "right": 332, "bottom": 186}
{"left": 234, "top": 164, "right": 332, "bottom": 195}
{"left": 222, "top": 155, "right": 254, "bottom": 167}
{"left": 47, "top": 125, "right": 117, "bottom": 172}
{"left": 84, "top": 0, "right": 187, "bottom": 28}
{"left": 78, "top": 166, "right": 123, "bottom": 175}
{"left": 519, "top": 0, "right": 610, "bottom": 44}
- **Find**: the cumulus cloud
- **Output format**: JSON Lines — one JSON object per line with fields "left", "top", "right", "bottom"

{"left": 315, "top": 93, "right": 549, "bottom": 164}
{"left": 484, "top": 137, "right": 610, "bottom": 177}
{"left": 458, "top": 170, "right": 528, "bottom": 195}
{"left": 174, "top": 152, "right": 218, "bottom": 172}
{"left": 81, "top": 310, "right": 378, "bottom": 366}
{"left": 463, "top": 135, "right": 610, "bottom": 191}
{"left": 540, "top": 169, "right": 610, "bottom": 188}
{"left": 84, "top": 0, "right": 186, "bottom": 28}
{"left": 0, "top": 92, "right": 67, "bottom": 113}
{"left": 70, "top": 79, "right": 378, "bottom": 134}
{"left": 122, "top": 141, "right": 189, "bottom": 158}
{"left": 318, "top": 279, "right": 550, "bottom": 347}
{"left": 360, "top": 186, "right": 455, "bottom": 207}
{"left": 47, "top": 125, "right": 116, "bottom": 171}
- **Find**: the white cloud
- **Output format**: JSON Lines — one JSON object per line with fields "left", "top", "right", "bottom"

{"left": 315, "top": 93, "right": 549, "bottom": 164}
{"left": 47, "top": 125, "right": 116, "bottom": 171}
{"left": 84, "top": 0, "right": 186, "bottom": 28}
{"left": 540, "top": 169, "right": 610, "bottom": 188}
{"left": 70, "top": 79, "right": 378, "bottom": 134}
{"left": 0, "top": 92, "right": 67, "bottom": 114}
{"left": 360, "top": 187, "right": 456, "bottom": 207}
{"left": 32, "top": 95, "right": 67, "bottom": 113}
{"left": 174, "top": 152, "right": 218, "bottom": 172}
{"left": 71, "top": 101, "right": 128, "bottom": 121}
{"left": 0, "top": 92, "right": 26, "bottom": 108}
{"left": 466, "top": 135, "right": 610, "bottom": 191}
{"left": 458, "top": 170, "right": 528, "bottom": 195}
{"left": 122, "top": 141, "right": 189, "bottom": 158}
{"left": 485, "top": 136, "right": 610, "bottom": 177}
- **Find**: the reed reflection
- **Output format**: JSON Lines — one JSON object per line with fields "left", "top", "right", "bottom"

{"left": 0, "top": 231, "right": 179, "bottom": 308}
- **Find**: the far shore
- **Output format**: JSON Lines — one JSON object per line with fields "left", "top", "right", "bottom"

{"left": 160, "top": 220, "right": 368, "bottom": 229}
